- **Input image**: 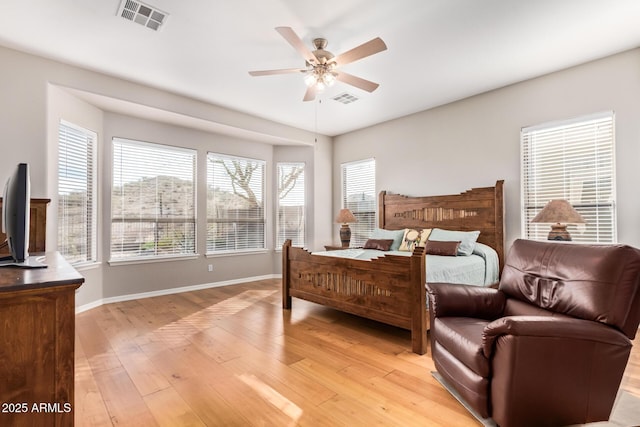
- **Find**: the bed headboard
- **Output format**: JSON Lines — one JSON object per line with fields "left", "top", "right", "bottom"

{"left": 379, "top": 180, "right": 505, "bottom": 271}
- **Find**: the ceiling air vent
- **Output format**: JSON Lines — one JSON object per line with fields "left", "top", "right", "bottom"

{"left": 118, "top": 0, "right": 168, "bottom": 31}
{"left": 332, "top": 93, "right": 359, "bottom": 105}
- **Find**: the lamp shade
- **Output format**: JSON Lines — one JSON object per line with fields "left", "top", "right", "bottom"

{"left": 335, "top": 208, "right": 357, "bottom": 224}
{"left": 531, "top": 199, "right": 586, "bottom": 224}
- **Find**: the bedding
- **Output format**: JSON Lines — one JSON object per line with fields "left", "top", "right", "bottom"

{"left": 313, "top": 241, "right": 499, "bottom": 286}
{"left": 370, "top": 228, "right": 404, "bottom": 250}
{"left": 428, "top": 228, "right": 480, "bottom": 256}
{"left": 399, "top": 228, "right": 431, "bottom": 251}
{"left": 424, "top": 240, "right": 459, "bottom": 256}
{"left": 363, "top": 238, "right": 394, "bottom": 251}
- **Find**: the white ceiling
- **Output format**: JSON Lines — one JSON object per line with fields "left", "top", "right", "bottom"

{"left": 1, "top": 0, "right": 640, "bottom": 137}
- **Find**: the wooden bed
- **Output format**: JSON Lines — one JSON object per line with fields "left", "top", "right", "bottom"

{"left": 282, "top": 180, "right": 504, "bottom": 355}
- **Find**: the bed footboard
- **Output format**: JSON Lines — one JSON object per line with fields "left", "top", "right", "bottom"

{"left": 282, "top": 240, "right": 427, "bottom": 354}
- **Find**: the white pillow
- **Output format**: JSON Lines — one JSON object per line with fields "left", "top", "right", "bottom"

{"left": 428, "top": 228, "right": 480, "bottom": 256}
{"left": 370, "top": 228, "right": 405, "bottom": 251}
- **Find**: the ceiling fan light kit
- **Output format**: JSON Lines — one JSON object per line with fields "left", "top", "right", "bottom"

{"left": 249, "top": 27, "right": 387, "bottom": 101}
{"left": 304, "top": 65, "right": 337, "bottom": 91}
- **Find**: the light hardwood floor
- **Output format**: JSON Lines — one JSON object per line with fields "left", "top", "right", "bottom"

{"left": 75, "top": 279, "right": 640, "bottom": 426}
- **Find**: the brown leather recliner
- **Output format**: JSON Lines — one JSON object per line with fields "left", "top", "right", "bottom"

{"left": 426, "top": 238, "right": 640, "bottom": 427}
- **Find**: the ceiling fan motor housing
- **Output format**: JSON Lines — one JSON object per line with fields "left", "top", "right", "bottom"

{"left": 310, "top": 38, "right": 334, "bottom": 65}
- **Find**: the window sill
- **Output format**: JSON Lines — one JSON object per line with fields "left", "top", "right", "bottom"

{"left": 108, "top": 254, "right": 200, "bottom": 266}
{"left": 72, "top": 261, "right": 102, "bottom": 272}
{"left": 206, "top": 249, "right": 270, "bottom": 258}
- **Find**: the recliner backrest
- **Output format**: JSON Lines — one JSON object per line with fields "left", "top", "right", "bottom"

{"left": 499, "top": 239, "right": 640, "bottom": 338}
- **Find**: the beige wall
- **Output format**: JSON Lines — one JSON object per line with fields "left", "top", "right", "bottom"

{"left": 312, "top": 137, "right": 334, "bottom": 250}
{"left": 101, "top": 113, "right": 278, "bottom": 299}
{"left": 46, "top": 84, "right": 105, "bottom": 306}
{"left": 4, "top": 41, "right": 639, "bottom": 308}
{"left": 0, "top": 45, "right": 331, "bottom": 308}
{"left": 333, "top": 48, "right": 640, "bottom": 250}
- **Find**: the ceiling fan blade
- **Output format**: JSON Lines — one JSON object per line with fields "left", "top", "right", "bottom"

{"left": 275, "top": 26, "right": 318, "bottom": 65}
{"left": 335, "top": 71, "right": 380, "bottom": 92}
{"left": 302, "top": 85, "right": 317, "bottom": 102}
{"left": 249, "top": 68, "right": 306, "bottom": 76}
{"left": 332, "top": 37, "right": 387, "bottom": 67}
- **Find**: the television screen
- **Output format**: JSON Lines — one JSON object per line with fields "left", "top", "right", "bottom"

{"left": 2, "top": 163, "right": 30, "bottom": 263}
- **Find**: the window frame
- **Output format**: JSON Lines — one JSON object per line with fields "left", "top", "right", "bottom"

{"left": 341, "top": 158, "right": 376, "bottom": 247}
{"left": 206, "top": 152, "right": 266, "bottom": 255}
{"left": 110, "top": 138, "right": 197, "bottom": 264}
{"left": 57, "top": 120, "right": 98, "bottom": 266}
{"left": 520, "top": 111, "right": 617, "bottom": 243}
{"left": 276, "top": 161, "right": 306, "bottom": 249}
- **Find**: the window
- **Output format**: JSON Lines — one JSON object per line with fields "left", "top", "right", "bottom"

{"left": 207, "top": 153, "right": 265, "bottom": 253}
{"left": 341, "top": 158, "right": 376, "bottom": 247}
{"left": 276, "top": 162, "right": 305, "bottom": 248}
{"left": 521, "top": 112, "right": 616, "bottom": 243}
{"left": 111, "top": 138, "right": 196, "bottom": 261}
{"left": 57, "top": 121, "right": 97, "bottom": 265}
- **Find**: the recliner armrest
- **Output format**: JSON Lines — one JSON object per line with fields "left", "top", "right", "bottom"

{"left": 482, "top": 316, "right": 631, "bottom": 358}
{"left": 426, "top": 282, "right": 506, "bottom": 319}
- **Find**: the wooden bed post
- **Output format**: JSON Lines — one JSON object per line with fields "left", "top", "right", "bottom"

{"left": 378, "top": 191, "right": 387, "bottom": 229}
{"left": 282, "top": 239, "right": 292, "bottom": 309}
{"left": 411, "top": 246, "right": 427, "bottom": 355}
{"left": 494, "top": 180, "right": 505, "bottom": 274}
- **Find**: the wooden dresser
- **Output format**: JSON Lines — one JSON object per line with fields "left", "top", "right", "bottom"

{"left": 0, "top": 198, "right": 50, "bottom": 257}
{"left": 0, "top": 253, "right": 84, "bottom": 426}
{"left": 0, "top": 199, "right": 84, "bottom": 427}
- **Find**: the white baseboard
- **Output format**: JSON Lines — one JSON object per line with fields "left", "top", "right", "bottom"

{"left": 75, "top": 274, "right": 281, "bottom": 314}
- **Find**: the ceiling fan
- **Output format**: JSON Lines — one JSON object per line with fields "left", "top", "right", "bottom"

{"left": 249, "top": 27, "right": 387, "bottom": 102}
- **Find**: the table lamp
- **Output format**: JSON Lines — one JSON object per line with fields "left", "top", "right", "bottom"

{"left": 335, "top": 208, "right": 357, "bottom": 247}
{"left": 531, "top": 199, "right": 585, "bottom": 241}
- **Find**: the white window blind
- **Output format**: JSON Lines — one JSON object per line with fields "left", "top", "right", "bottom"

{"left": 341, "top": 158, "right": 376, "bottom": 247}
{"left": 277, "top": 162, "right": 305, "bottom": 248}
{"left": 111, "top": 138, "right": 196, "bottom": 260}
{"left": 58, "top": 121, "right": 97, "bottom": 265}
{"left": 207, "top": 153, "right": 265, "bottom": 253}
{"left": 521, "top": 112, "right": 616, "bottom": 243}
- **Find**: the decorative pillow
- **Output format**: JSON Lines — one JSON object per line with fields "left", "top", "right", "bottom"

{"left": 425, "top": 240, "right": 460, "bottom": 256}
{"left": 370, "top": 228, "right": 405, "bottom": 251}
{"left": 398, "top": 228, "right": 432, "bottom": 252}
{"left": 428, "top": 228, "right": 480, "bottom": 256}
{"left": 363, "top": 239, "right": 394, "bottom": 251}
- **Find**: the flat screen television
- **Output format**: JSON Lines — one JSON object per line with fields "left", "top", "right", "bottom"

{"left": 1, "top": 163, "right": 46, "bottom": 268}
